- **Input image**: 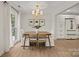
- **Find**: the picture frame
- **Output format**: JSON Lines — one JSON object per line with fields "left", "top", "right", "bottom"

{"left": 29, "top": 19, "right": 34, "bottom": 26}
{"left": 39, "top": 19, "right": 45, "bottom": 26}
{"left": 65, "top": 18, "right": 76, "bottom": 31}
{"left": 34, "top": 20, "right": 40, "bottom": 26}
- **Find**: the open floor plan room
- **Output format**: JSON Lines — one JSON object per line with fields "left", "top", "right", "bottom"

{"left": 1, "top": 1, "right": 79, "bottom": 57}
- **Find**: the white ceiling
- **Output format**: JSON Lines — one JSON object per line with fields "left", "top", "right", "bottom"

{"left": 62, "top": 3, "right": 79, "bottom": 15}
{"left": 8, "top": 1, "right": 79, "bottom": 15}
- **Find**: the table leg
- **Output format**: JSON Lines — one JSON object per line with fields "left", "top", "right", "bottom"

{"left": 48, "top": 35, "right": 51, "bottom": 48}
{"left": 37, "top": 33, "right": 39, "bottom": 47}
{"left": 23, "top": 35, "right": 26, "bottom": 49}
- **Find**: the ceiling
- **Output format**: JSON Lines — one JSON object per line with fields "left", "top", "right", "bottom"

{"left": 62, "top": 3, "right": 79, "bottom": 15}
{"left": 7, "top": 1, "right": 79, "bottom": 15}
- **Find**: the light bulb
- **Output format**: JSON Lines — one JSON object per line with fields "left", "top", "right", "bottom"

{"left": 32, "top": 10, "right": 34, "bottom": 15}
{"left": 40, "top": 10, "right": 43, "bottom": 15}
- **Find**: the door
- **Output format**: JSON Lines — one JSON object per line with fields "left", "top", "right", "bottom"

{"left": 10, "top": 14, "right": 17, "bottom": 47}
{"left": 65, "top": 18, "right": 77, "bottom": 39}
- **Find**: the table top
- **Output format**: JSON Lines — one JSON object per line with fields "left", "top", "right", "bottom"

{"left": 23, "top": 31, "right": 51, "bottom": 35}
{"left": 23, "top": 31, "right": 51, "bottom": 38}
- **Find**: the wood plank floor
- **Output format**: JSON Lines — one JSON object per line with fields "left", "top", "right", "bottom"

{"left": 2, "top": 40, "right": 79, "bottom": 57}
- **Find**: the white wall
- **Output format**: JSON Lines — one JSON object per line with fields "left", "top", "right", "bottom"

{"left": 0, "top": 2, "right": 20, "bottom": 56}
{"left": 56, "top": 14, "right": 79, "bottom": 39}
{"left": 20, "top": 11, "right": 53, "bottom": 33}
{"left": 0, "top": 2, "right": 5, "bottom": 56}
{"left": 0, "top": 2, "right": 11, "bottom": 55}
{"left": 3, "top": 3, "right": 11, "bottom": 52}
{"left": 17, "top": 12, "right": 21, "bottom": 42}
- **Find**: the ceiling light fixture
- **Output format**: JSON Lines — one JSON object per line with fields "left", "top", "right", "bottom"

{"left": 32, "top": 3, "right": 43, "bottom": 17}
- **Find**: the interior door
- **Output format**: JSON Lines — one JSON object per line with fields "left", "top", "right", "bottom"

{"left": 10, "top": 14, "right": 17, "bottom": 47}
{"left": 65, "top": 18, "right": 77, "bottom": 39}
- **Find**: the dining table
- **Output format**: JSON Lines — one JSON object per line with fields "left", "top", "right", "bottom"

{"left": 23, "top": 31, "right": 52, "bottom": 49}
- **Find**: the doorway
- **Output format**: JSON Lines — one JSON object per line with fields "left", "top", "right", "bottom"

{"left": 10, "top": 13, "right": 17, "bottom": 47}
{"left": 65, "top": 17, "right": 77, "bottom": 39}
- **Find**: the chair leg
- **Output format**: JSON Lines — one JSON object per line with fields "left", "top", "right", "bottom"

{"left": 48, "top": 35, "right": 51, "bottom": 48}
{"left": 23, "top": 36, "right": 26, "bottom": 49}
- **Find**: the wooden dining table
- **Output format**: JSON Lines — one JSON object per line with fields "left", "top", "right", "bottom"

{"left": 23, "top": 31, "right": 52, "bottom": 49}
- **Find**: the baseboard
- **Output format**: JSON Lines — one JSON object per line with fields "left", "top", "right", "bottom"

{"left": 56, "top": 38, "right": 66, "bottom": 40}
{"left": 0, "top": 51, "right": 5, "bottom": 56}
{"left": 56, "top": 38, "right": 79, "bottom": 40}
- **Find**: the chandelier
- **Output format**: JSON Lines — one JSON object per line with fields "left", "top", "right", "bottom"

{"left": 29, "top": 3, "right": 45, "bottom": 30}
{"left": 32, "top": 3, "right": 43, "bottom": 17}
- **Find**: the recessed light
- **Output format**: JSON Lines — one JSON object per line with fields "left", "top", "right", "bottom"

{"left": 66, "top": 10, "right": 70, "bottom": 12}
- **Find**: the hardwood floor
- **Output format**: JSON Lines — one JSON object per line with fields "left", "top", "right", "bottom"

{"left": 2, "top": 40, "right": 79, "bottom": 57}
